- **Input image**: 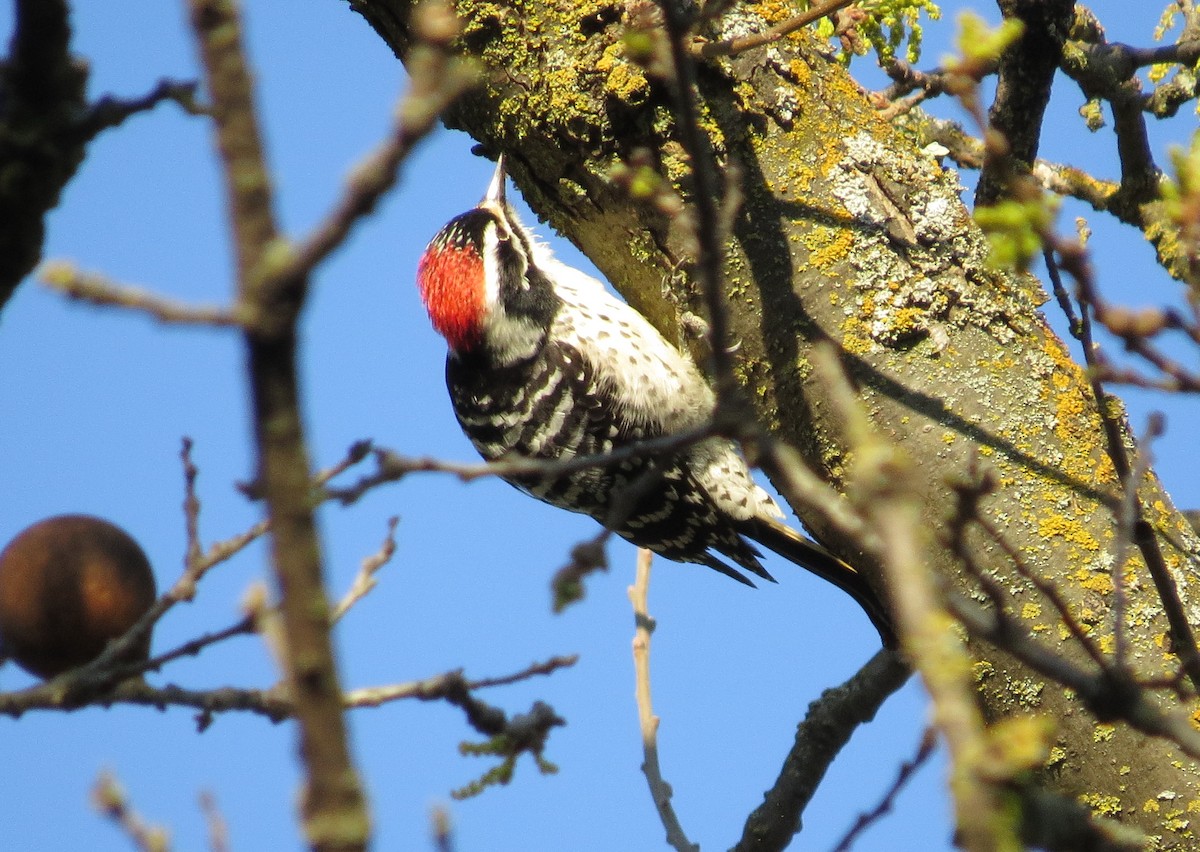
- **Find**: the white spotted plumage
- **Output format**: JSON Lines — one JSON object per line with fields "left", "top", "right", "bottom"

{"left": 415, "top": 157, "right": 893, "bottom": 643}
{"left": 531, "top": 247, "right": 781, "bottom": 524}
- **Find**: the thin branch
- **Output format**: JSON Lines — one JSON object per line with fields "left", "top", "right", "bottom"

{"left": 945, "top": 458, "right": 1109, "bottom": 671}
{"left": 348, "top": 657, "right": 579, "bottom": 709}
{"left": 832, "top": 728, "right": 937, "bottom": 852}
{"left": 38, "top": 262, "right": 245, "bottom": 327}
{"left": 462, "top": 655, "right": 581, "bottom": 691}
{"left": 278, "top": 2, "right": 477, "bottom": 281}
{"left": 875, "top": 57, "right": 958, "bottom": 107}
{"left": 974, "top": 514, "right": 1108, "bottom": 669}
{"left": 200, "top": 791, "right": 230, "bottom": 852}
{"left": 628, "top": 549, "right": 698, "bottom": 852}
{"left": 136, "top": 617, "right": 257, "bottom": 676}
{"left": 327, "top": 425, "right": 716, "bottom": 505}
{"left": 756, "top": 436, "right": 884, "bottom": 555}
{"left": 657, "top": 1, "right": 739, "bottom": 406}
{"left": 919, "top": 115, "right": 1120, "bottom": 213}
{"left": 0, "top": 439, "right": 358, "bottom": 708}
{"left": 92, "top": 771, "right": 171, "bottom": 852}
{"left": 182, "top": 438, "right": 204, "bottom": 569}
{"left": 429, "top": 805, "right": 454, "bottom": 852}
{"left": 332, "top": 516, "right": 399, "bottom": 623}
{"left": 75, "top": 78, "right": 206, "bottom": 140}
{"left": 948, "top": 593, "right": 1200, "bottom": 760}
{"left": 692, "top": 0, "right": 857, "bottom": 58}
{"left": 0, "top": 439, "right": 366, "bottom": 712}
{"left": 1111, "top": 415, "right": 1166, "bottom": 668}
{"left": 0, "top": 656, "right": 580, "bottom": 722}
{"left": 1, "top": 677, "right": 293, "bottom": 722}
{"left": 1050, "top": 242, "right": 1200, "bottom": 692}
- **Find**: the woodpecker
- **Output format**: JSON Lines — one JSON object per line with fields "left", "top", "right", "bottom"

{"left": 416, "top": 157, "right": 893, "bottom": 644}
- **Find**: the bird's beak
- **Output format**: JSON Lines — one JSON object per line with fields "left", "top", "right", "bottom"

{"left": 482, "top": 154, "right": 507, "bottom": 208}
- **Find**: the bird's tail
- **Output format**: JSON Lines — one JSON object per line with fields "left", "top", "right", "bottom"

{"left": 744, "top": 516, "right": 896, "bottom": 646}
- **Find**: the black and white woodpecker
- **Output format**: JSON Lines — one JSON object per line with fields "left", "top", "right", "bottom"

{"left": 416, "top": 157, "right": 893, "bottom": 644}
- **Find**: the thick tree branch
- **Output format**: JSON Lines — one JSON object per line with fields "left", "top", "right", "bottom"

{"left": 733, "top": 648, "right": 910, "bottom": 851}
{"left": 353, "top": 0, "right": 1200, "bottom": 842}
{"left": 976, "top": 0, "right": 1075, "bottom": 206}
{"left": 0, "top": 0, "right": 87, "bottom": 309}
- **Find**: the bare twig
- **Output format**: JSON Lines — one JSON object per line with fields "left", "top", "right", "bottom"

{"left": 692, "top": 0, "right": 857, "bottom": 58}
{"left": 328, "top": 426, "right": 716, "bottom": 505}
{"left": 181, "top": 438, "right": 204, "bottom": 569}
{"left": 948, "top": 594, "right": 1200, "bottom": 760}
{"left": 348, "top": 655, "right": 579, "bottom": 709}
{"left": 332, "top": 516, "right": 399, "bottom": 623}
{"left": 461, "top": 655, "right": 580, "bottom": 691}
{"left": 278, "top": 2, "right": 477, "bottom": 282}
{"left": 76, "top": 78, "right": 206, "bottom": 140}
{"left": 756, "top": 437, "right": 884, "bottom": 555}
{"left": 1111, "top": 415, "right": 1166, "bottom": 668}
{"left": 430, "top": 805, "right": 454, "bottom": 852}
{"left": 551, "top": 530, "right": 611, "bottom": 613}
{"left": 657, "top": 0, "right": 738, "bottom": 404}
{"left": 187, "top": 441, "right": 371, "bottom": 590}
{"left": 832, "top": 728, "right": 937, "bottom": 852}
{"left": 875, "top": 57, "right": 958, "bottom": 110}
{"left": 38, "top": 262, "right": 244, "bottom": 327}
{"left": 199, "top": 791, "right": 230, "bottom": 852}
{"left": 0, "top": 656, "right": 579, "bottom": 722}
{"left": 138, "top": 616, "right": 257, "bottom": 676}
{"left": 628, "top": 549, "right": 698, "bottom": 852}
{"left": 976, "top": 513, "right": 1107, "bottom": 668}
{"left": 1049, "top": 243, "right": 1200, "bottom": 692}
{"left": 66, "top": 438, "right": 283, "bottom": 687}
{"left": 945, "top": 460, "right": 1110, "bottom": 672}
{"left": 92, "top": 771, "right": 170, "bottom": 852}
{"left": 918, "top": 115, "right": 1120, "bottom": 214}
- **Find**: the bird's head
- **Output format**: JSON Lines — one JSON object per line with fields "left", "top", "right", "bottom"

{"left": 416, "top": 157, "right": 557, "bottom": 362}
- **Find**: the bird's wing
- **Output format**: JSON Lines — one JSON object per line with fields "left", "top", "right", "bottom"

{"left": 545, "top": 257, "right": 783, "bottom": 523}
{"left": 543, "top": 258, "right": 716, "bottom": 434}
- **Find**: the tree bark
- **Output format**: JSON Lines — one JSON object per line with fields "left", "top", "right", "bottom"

{"left": 0, "top": 0, "right": 88, "bottom": 312}
{"left": 349, "top": 0, "right": 1200, "bottom": 843}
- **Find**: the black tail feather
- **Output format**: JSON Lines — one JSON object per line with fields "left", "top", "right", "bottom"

{"left": 741, "top": 516, "right": 896, "bottom": 646}
{"left": 700, "top": 552, "right": 777, "bottom": 587}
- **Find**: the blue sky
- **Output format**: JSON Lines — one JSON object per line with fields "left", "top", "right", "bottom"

{"left": 1, "top": 2, "right": 1195, "bottom": 850}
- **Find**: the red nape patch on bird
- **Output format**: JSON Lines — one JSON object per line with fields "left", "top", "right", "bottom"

{"left": 417, "top": 244, "right": 486, "bottom": 352}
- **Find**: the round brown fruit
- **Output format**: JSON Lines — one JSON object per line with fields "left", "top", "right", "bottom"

{"left": 0, "top": 515, "right": 157, "bottom": 679}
